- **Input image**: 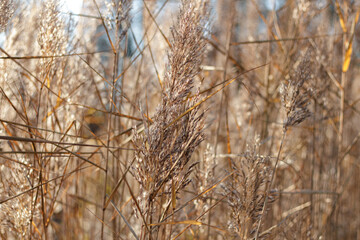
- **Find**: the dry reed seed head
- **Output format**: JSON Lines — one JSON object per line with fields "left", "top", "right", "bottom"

{"left": 164, "top": 0, "right": 209, "bottom": 100}
{"left": 0, "top": 159, "right": 39, "bottom": 238}
{"left": 37, "top": 0, "right": 67, "bottom": 81}
{"left": 281, "top": 53, "right": 312, "bottom": 131}
{"left": 105, "top": 0, "right": 132, "bottom": 40}
{"left": 132, "top": 0, "right": 209, "bottom": 209}
{"left": 38, "top": 0, "right": 66, "bottom": 56}
{"left": 0, "top": 0, "right": 14, "bottom": 32}
{"left": 1, "top": 3, "right": 41, "bottom": 96}
{"left": 223, "top": 141, "right": 272, "bottom": 238}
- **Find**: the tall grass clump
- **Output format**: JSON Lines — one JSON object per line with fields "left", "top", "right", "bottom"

{"left": 0, "top": 0, "right": 360, "bottom": 239}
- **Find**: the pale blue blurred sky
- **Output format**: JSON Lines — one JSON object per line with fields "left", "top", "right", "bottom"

{"left": 64, "top": 0, "right": 83, "bottom": 14}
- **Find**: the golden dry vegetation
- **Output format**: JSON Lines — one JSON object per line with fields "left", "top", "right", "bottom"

{"left": 0, "top": 0, "right": 359, "bottom": 239}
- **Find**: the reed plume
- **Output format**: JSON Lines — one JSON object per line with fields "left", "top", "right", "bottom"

{"left": 224, "top": 139, "right": 272, "bottom": 239}
{"left": 0, "top": 0, "right": 14, "bottom": 32}
{"left": 280, "top": 53, "right": 312, "bottom": 130}
{"left": 132, "top": 0, "right": 209, "bottom": 227}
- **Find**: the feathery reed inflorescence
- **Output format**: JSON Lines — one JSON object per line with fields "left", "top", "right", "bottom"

{"left": 132, "top": 0, "right": 209, "bottom": 230}
{"left": 223, "top": 140, "right": 272, "bottom": 239}
{"left": 0, "top": 0, "right": 14, "bottom": 32}
{"left": 281, "top": 53, "right": 312, "bottom": 131}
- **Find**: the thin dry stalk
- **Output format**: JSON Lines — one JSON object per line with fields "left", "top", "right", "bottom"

{"left": 99, "top": 0, "right": 132, "bottom": 238}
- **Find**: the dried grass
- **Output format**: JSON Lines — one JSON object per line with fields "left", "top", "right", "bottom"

{"left": 0, "top": 0, "right": 360, "bottom": 239}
